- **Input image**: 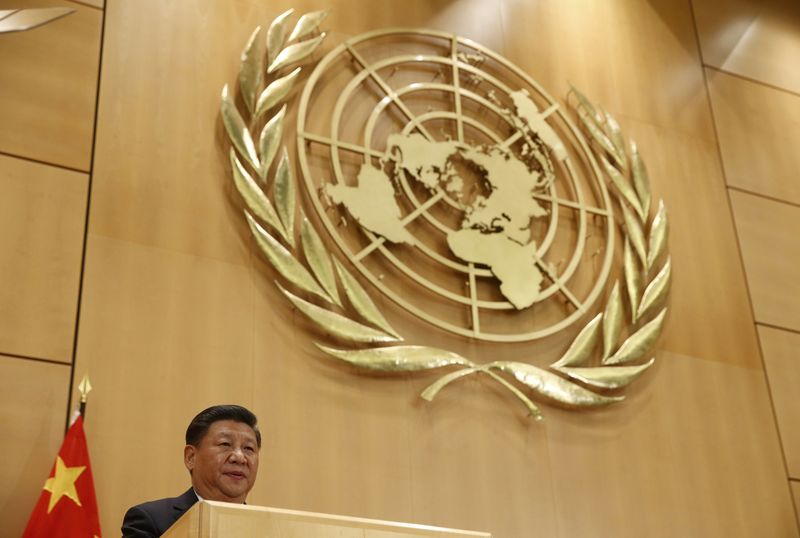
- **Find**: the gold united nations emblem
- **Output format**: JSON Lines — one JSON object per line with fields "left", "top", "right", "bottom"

{"left": 221, "top": 10, "right": 671, "bottom": 420}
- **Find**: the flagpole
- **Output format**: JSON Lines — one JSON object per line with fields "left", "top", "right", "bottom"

{"left": 22, "top": 371, "right": 102, "bottom": 537}
{"left": 77, "top": 373, "right": 92, "bottom": 419}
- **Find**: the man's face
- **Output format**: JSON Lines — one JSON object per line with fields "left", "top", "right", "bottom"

{"left": 184, "top": 419, "right": 260, "bottom": 503}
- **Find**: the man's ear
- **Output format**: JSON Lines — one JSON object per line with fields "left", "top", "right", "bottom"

{"left": 184, "top": 445, "right": 196, "bottom": 474}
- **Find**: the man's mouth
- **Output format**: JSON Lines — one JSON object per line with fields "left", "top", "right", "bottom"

{"left": 224, "top": 471, "right": 247, "bottom": 480}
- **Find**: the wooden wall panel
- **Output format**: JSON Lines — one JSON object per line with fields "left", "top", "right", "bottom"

{"left": 692, "top": 0, "right": 800, "bottom": 94}
{"left": 500, "top": 0, "right": 759, "bottom": 367}
{"left": 58, "top": 1, "right": 798, "bottom": 537}
{"left": 500, "top": 0, "right": 716, "bottom": 144}
{"left": 251, "top": 297, "right": 420, "bottom": 521}
{"left": 88, "top": 0, "right": 503, "bottom": 266}
{"left": 707, "top": 69, "right": 800, "bottom": 205}
{"left": 730, "top": 191, "right": 800, "bottom": 331}
{"left": 691, "top": 0, "right": 759, "bottom": 68}
{"left": 404, "top": 402, "right": 557, "bottom": 537}
{"left": 0, "top": 0, "right": 101, "bottom": 171}
{"left": 611, "top": 119, "right": 759, "bottom": 368}
{"left": 0, "top": 154, "right": 88, "bottom": 362}
{"left": 68, "top": 0, "right": 104, "bottom": 9}
{"left": 0, "top": 356, "right": 71, "bottom": 538}
{"left": 794, "top": 481, "right": 800, "bottom": 524}
{"left": 759, "top": 326, "right": 800, "bottom": 479}
{"left": 545, "top": 350, "right": 795, "bottom": 537}
{"left": 250, "top": 264, "right": 560, "bottom": 536}
{"left": 72, "top": 232, "right": 256, "bottom": 527}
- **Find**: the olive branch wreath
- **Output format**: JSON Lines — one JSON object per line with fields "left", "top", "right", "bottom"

{"left": 220, "top": 10, "right": 671, "bottom": 420}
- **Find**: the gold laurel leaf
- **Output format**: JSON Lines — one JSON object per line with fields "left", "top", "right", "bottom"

{"left": 266, "top": 8, "right": 294, "bottom": 66}
{"left": 221, "top": 85, "right": 261, "bottom": 173}
{"left": 238, "top": 26, "right": 263, "bottom": 116}
{"left": 604, "top": 112, "right": 627, "bottom": 171}
{"left": 245, "top": 212, "right": 331, "bottom": 303}
{"left": 556, "top": 358, "right": 655, "bottom": 390}
{"left": 477, "top": 368, "right": 544, "bottom": 419}
{"left": 630, "top": 140, "right": 652, "bottom": 218}
{"left": 274, "top": 146, "right": 296, "bottom": 246}
{"left": 569, "top": 85, "right": 605, "bottom": 126}
{"left": 646, "top": 200, "right": 668, "bottom": 272}
{"left": 550, "top": 313, "right": 602, "bottom": 368}
{"left": 287, "top": 10, "right": 329, "bottom": 43}
{"left": 490, "top": 362, "right": 623, "bottom": 407}
{"left": 602, "top": 281, "right": 623, "bottom": 359}
{"left": 621, "top": 202, "right": 647, "bottom": 269}
{"left": 579, "top": 111, "right": 625, "bottom": 170}
{"left": 623, "top": 238, "right": 642, "bottom": 323}
{"left": 604, "top": 309, "right": 667, "bottom": 365}
{"left": 258, "top": 105, "right": 286, "bottom": 182}
{"left": 316, "top": 344, "right": 471, "bottom": 371}
{"left": 334, "top": 259, "right": 401, "bottom": 339}
{"left": 280, "top": 285, "right": 397, "bottom": 343}
{"left": 230, "top": 150, "right": 285, "bottom": 239}
{"left": 421, "top": 368, "right": 479, "bottom": 402}
{"left": 637, "top": 258, "right": 671, "bottom": 320}
{"left": 268, "top": 32, "right": 326, "bottom": 74}
{"left": 600, "top": 154, "right": 644, "bottom": 221}
{"left": 254, "top": 67, "right": 301, "bottom": 121}
{"left": 300, "top": 215, "right": 341, "bottom": 307}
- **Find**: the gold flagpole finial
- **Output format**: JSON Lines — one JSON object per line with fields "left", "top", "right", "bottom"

{"left": 77, "top": 373, "right": 92, "bottom": 404}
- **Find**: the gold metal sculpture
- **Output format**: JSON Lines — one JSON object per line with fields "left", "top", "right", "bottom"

{"left": 0, "top": 8, "right": 73, "bottom": 34}
{"left": 221, "top": 13, "right": 670, "bottom": 419}
{"left": 77, "top": 372, "right": 92, "bottom": 417}
{"left": 297, "top": 30, "right": 617, "bottom": 343}
{"left": 77, "top": 373, "right": 92, "bottom": 403}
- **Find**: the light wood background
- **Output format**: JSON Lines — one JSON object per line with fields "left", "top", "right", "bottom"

{"left": 2, "top": 0, "right": 800, "bottom": 536}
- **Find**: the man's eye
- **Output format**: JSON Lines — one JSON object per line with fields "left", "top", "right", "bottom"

{"left": 244, "top": 446, "right": 255, "bottom": 453}
{"left": 219, "top": 442, "right": 231, "bottom": 447}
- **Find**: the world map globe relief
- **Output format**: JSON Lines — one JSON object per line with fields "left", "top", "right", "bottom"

{"left": 296, "top": 29, "right": 615, "bottom": 343}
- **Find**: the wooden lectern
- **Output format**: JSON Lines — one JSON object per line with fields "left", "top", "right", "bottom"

{"left": 162, "top": 500, "right": 491, "bottom": 538}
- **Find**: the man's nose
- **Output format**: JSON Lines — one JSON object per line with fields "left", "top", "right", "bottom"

{"left": 228, "top": 447, "right": 246, "bottom": 462}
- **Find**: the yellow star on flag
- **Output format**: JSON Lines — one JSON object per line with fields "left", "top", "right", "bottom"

{"left": 43, "top": 456, "right": 85, "bottom": 513}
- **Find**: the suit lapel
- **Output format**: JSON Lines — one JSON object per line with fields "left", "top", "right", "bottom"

{"left": 172, "top": 487, "right": 198, "bottom": 514}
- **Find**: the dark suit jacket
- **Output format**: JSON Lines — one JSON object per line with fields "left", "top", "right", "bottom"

{"left": 121, "top": 488, "right": 198, "bottom": 537}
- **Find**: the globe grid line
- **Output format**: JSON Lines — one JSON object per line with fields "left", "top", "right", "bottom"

{"left": 222, "top": 13, "right": 669, "bottom": 420}
{"left": 297, "top": 28, "right": 616, "bottom": 342}
{"left": 303, "top": 109, "right": 613, "bottom": 277}
{"left": 298, "top": 136, "right": 611, "bottom": 244}
{"left": 299, "top": 131, "right": 385, "bottom": 159}
{"left": 449, "top": 35, "right": 465, "bottom": 144}
{"left": 321, "top": 51, "right": 599, "bottom": 309}
{"left": 351, "top": 190, "right": 444, "bottom": 263}
{"left": 343, "top": 43, "right": 436, "bottom": 142}
{"left": 353, "top": 55, "right": 599, "bottom": 306}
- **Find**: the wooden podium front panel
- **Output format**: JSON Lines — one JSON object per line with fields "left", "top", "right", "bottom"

{"left": 164, "top": 501, "right": 491, "bottom": 538}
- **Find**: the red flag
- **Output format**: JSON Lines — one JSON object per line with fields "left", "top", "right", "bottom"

{"left": 22, "top": 415, "right": 102, "bottom": 537}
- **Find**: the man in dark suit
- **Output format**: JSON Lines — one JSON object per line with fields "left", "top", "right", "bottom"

{"left": 121, "top": 405, "right": 261, "bottom": 537}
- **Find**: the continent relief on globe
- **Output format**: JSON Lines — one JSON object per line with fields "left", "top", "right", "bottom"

{"left": 325, "top": 90, "right": 564, "bottom": 310}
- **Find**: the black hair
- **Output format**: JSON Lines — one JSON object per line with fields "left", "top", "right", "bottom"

{"left": 185, "top": 404, "right": 261, "bottom": 448}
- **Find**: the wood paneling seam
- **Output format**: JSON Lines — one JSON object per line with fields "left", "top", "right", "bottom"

{"left": 0, "top": 352, "right": 72, "bottom": 368}
{"left": 689, "top": 0, "right": 800, "bottom": 531}
{"left": 65, "top": 0, "right": 103, "bottom": 12}
{"left": 63, "top": 0, "right": 107, "bottom": 432}
{"left": 756, "top": 322, "right": 800, "bottom": 338}
{"left": 0, "top": 150, "right": 90, "bottom": 176}
{"left": 704, "top": 65, "right": 800, "bottom": 101}
{"left": 727, "top": 186, "right": 800, "bottom": 211}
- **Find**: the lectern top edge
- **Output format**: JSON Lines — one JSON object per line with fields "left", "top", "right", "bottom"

{"left": 168, "top": 500, "right": 492, "bottom": 537}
